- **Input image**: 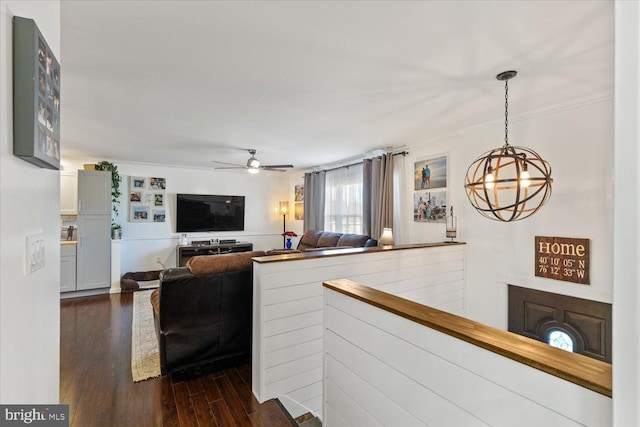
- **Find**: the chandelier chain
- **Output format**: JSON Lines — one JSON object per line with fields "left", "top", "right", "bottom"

{"left": 504, "top": 80, "right": 509, "bottom": 146}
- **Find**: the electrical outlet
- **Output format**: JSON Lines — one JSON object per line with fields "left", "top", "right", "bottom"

{"left": 26, "top": 233, "right": 45, "bottom": 275}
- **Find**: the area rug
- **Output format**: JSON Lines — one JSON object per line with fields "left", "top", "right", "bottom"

{"left": 131, "top": 289, "right": 161, "bottom": 382}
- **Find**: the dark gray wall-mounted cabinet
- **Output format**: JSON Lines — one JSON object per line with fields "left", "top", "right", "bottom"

{"left": 13, "top": 16, "right": 60, "bottom": 169}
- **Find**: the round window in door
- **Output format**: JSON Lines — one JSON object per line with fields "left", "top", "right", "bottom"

{"left": 547, "top": 329, "right": 575, "bottom": 353}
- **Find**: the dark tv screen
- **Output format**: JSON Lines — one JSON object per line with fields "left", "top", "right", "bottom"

{"left": 176, "top": 194, "right": 245, "bottom": 232}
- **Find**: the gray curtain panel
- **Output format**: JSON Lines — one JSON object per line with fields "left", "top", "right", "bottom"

{"left": 363, "top": 153, "right": 394, "bottom": 241}
{"left": 303, "top": 171, "right": 326, "bottom": 232}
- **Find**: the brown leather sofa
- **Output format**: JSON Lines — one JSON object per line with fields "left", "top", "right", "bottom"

{"left": 150, "top": 250, "right": 265, "bottom": 376}
{"left": 296, "top": 229, "right": 377, "bottom": 251}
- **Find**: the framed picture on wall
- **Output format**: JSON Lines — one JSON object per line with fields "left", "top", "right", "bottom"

{"left": 414, "top": 190, "right": 447, "bottom": 223}
{"left": 414, "top": 155, "right": 447, "bottom": 191}
{"left": 153, "top": 209, "right": 166, "bottom": 222}
{"left": 154, "top": 193, "right": 164, "bottom": 207}
{"left": 130, "top": 176, "right": 146, "bottom": 190}
{"left": 129, "top": 191, "right": 143, "bottom": 203}
{"left": 130, "top": 205, "right": 149, "bottom": 222}
{"left": 295, "top": 185, "right": 304, "bottom": 202}
{"left": 149, "top": 177, "right": 166, "bottom": 190}
{"left": 294, "top": 202, "right": 304, "bottom": 220}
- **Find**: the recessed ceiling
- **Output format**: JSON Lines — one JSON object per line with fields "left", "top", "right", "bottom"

{"left": 60, "top": 0, "right": 613, "bottom": 170}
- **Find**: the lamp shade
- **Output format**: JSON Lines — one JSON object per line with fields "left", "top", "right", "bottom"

{"left": 279, "top": 201, "right": 289, "bottom": 215}
{"left": 378, "top": 228, "right": 394, "bottom": 246}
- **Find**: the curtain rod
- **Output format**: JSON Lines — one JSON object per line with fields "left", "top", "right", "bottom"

{"left": 310, "top": 151, "right": 409, "bottom": 174}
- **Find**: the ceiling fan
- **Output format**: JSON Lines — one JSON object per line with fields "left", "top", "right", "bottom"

{"left": 212, "top": 149, "right": 294, "bottom": 173}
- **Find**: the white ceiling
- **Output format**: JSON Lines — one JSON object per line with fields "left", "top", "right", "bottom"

{"left": 59, "top": 0, "right": 613, "bottom": 171}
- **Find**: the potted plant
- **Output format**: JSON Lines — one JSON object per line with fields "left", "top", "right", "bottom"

{"left": 95, "top": 161, "right": 123, "bottom": 239}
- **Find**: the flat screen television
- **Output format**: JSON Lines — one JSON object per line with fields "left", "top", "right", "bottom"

{"left": 176, "top": 194, "right": 245, "bottom": 232}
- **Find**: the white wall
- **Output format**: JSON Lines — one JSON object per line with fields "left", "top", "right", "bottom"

{"left": 405, "top": 99, "right": 613, "bottom": 328}
{"left": 612, "top": 1, "right": 640, "bottom": 424}
{"left": 0, "top": 0, "right": 61, "bottom": 403}
{"left": 64, "top": 160, "right": 291, "bottom": 274}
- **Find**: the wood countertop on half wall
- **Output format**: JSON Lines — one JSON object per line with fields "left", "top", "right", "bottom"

{"left": 253, "top": 242, "right": 466, "bottom": 263}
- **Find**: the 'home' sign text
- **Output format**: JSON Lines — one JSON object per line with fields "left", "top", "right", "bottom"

{"left": 535, "top": 236, "right": 590, "bottom": 285}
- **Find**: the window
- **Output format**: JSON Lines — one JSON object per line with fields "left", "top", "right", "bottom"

{"left": 324, "top": 164, "right": 363, "bottom": 234}
{"left": 547, "top": 329, "right": 574, "bottom": 353}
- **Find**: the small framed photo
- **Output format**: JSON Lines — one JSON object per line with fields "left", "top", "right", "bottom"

{"left": 130, "top": 191, "right": 143, "bottom": 203}
{"left": 130, "top": 205, "right": 149, "bottom": 222}
{"left": 149, "top": 177, "right": 166, "bottom": 190}
{"left": 154, "top": 193, "right": 165, "bottom": 207}
{"left": 130, "top": 176, "right": 146, "bottom": 190}
{"left": 153, "top": 209, "right": 166, "bottom": 222}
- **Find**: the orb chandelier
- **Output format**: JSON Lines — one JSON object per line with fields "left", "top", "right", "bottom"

{"left": 464, "top": 70, "right": 553, "bottom": 222}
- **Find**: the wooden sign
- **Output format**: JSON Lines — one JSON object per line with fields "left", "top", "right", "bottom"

{"left": 535, "top": 236, "right": 590, "bottom": 285}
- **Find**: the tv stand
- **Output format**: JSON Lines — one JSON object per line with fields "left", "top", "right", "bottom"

{"left": 176, "top": 241, "right": 253, "bottom": 267}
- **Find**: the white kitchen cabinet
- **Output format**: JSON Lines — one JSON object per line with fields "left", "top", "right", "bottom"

{"left": 77, "top": 170, "right": 111, "bottom": 215}
{"left": 76, "top": 215, "right": 111, "bottom": 290}
{"left": 76, "top": 169, "right": 111, "bottom": 291}
{"left": 60, "top": 171, "right": 78, "bottom": 215}
{"left": 60, "top": 244, "right": 77, "bottom": 292}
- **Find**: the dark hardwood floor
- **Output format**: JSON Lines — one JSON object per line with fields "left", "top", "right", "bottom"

{"left": 60, "top": 292, "right": 297, "bottom": 427}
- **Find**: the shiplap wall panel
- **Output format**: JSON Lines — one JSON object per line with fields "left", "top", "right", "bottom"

{"left": 325, "top": 404, "right": 350, "bottom": 427}
{"left": 264, "top": 282, "right": 323, "bottom": 305}
{"left": 324, "top": 289, "right": 612, "bottom": 427}
{"left": 264, "top": 338, "right": 323, "bottom": 368}
{"left": 263, "top": 324, "right": 323, "bottom": 353}
{"left": 326, "top": 288, "right": 611, "bottom": 426}
{"left": 325, "top": 380, "right": 384, "bottom": 427}
{"left": 264, "top": 366, "right": 323, "bottom": 398}
{"left": 325, "top": 305, "right": 578, "bottom": 427}
{"left": 325, "top": 355, "right": 425, "bottom": 427}
{"left": 264, "top": 353, "right": 322, "bottom": 385}
{"left": 253, "top": 245, "right": 466, "bottom": 417}
{"left": 287, "top": 381, "right": 322, "bottom": 406}
{"left": 263, "top": 311, "right": 323, "bottom": 338}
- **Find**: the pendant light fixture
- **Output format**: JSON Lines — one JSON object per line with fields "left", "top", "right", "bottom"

{"left": 464, "top": 71, "right": 553, "bottom": 222}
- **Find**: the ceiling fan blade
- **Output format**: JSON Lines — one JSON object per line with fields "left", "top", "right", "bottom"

{"left": 211, "top": 160, "right": 244, "bottom": 167}
{"left": 214, "top": 166, "right": 247, "bottom": 170}
{"left": 261, "top": 168, "right": 288, "bottom": 172}
{"left": 261, "top": 164, "right": 294, "bottom": 169}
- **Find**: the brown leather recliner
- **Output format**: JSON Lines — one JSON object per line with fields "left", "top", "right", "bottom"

{"left": 150, "top": 250, "right": 265, "bottom": 376}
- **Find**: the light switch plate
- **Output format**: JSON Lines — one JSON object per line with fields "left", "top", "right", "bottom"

{"left": 26, "top": 233, "right": 45, "bottom": 275}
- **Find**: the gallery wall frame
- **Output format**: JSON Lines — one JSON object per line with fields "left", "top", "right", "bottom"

{"left": 128, "top": 176, "right": 167, "bottom": 222}
{"left": 13, "top": 16, "right": 61, "bottom": 170}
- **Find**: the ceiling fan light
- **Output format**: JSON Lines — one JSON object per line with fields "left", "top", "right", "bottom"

{"left": 247, "top": 157, "right": 260, "bottom": 168}
{"left": 247, "top": 167, "right": 259, "bottom": 174}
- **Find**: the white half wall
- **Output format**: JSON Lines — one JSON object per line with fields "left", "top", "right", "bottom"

{"left": 0, "top": 0, "right": 61, "bottom": 403}
{"left": 324, "top": 287, "right": 612, "bottom": 427}
{"left": 252, "top": 244, "right": 465, "bottom": 417}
